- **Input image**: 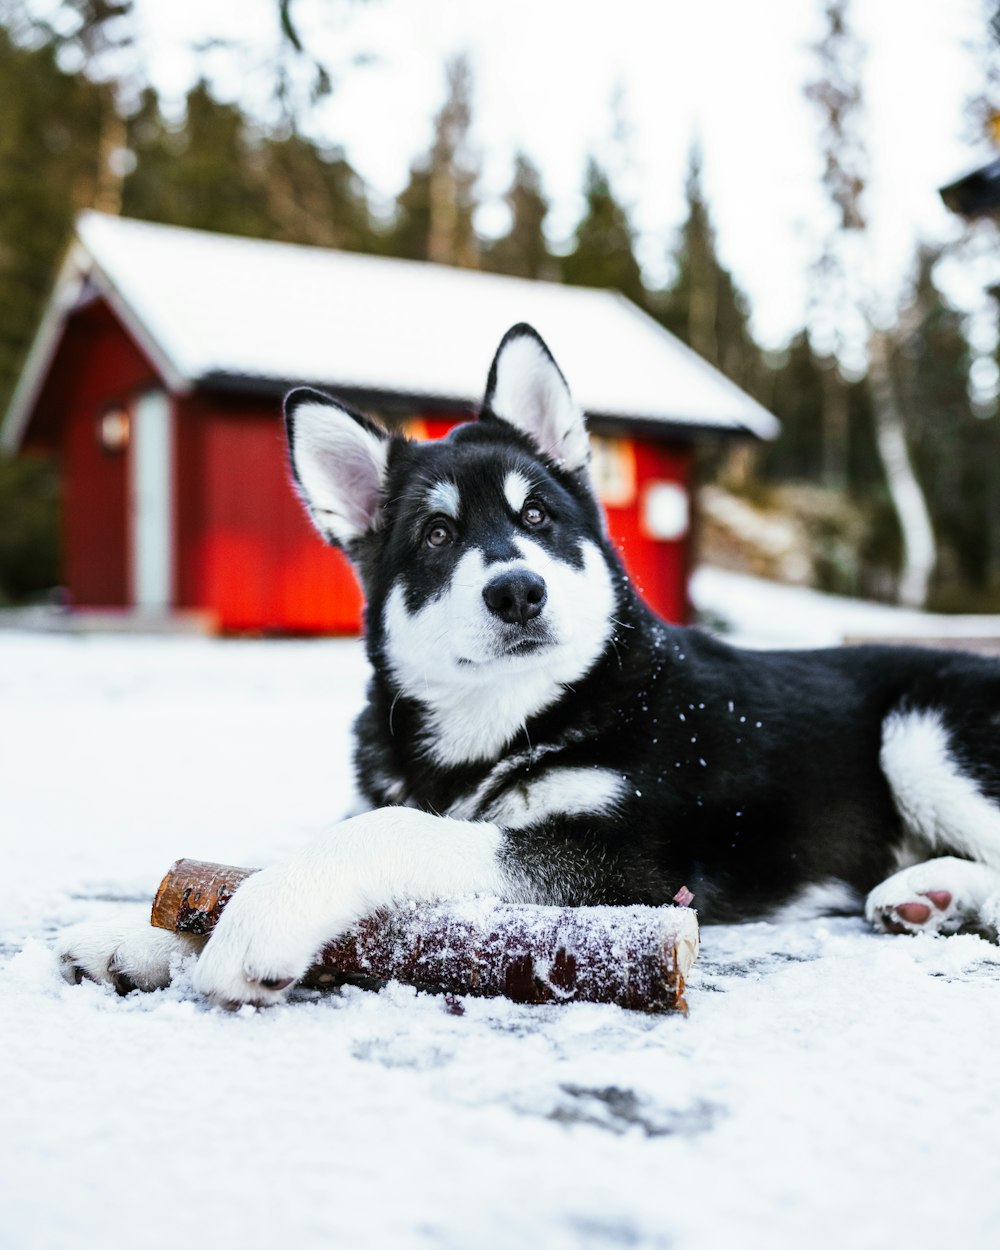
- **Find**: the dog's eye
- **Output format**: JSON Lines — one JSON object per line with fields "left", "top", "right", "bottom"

{"left": 425, "top": 521, "right": 453, "bottom": 548}
{"left": 521, "top": 502, "right": 547, "bottom": 527}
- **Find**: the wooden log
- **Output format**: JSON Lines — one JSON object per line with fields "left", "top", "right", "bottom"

{"left": 151, "top": 858, "right": 699, "bottom": 1013}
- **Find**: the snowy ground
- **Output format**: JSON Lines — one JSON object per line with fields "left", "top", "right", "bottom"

{"left": 3, "top": 570, "right": 1000, "bottom": 1250}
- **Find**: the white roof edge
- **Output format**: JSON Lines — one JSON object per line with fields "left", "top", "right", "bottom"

{"left": 76, "top": 211, "right": 190, "bottom": 395}
{"left": 1, "top": 221, "right": 190, "bottom": 454}
{"left": 85, "top": 255, "right": 190, "bottom": 397}
{"left": 610, "top": 292, "right": 781, "bottom": 441}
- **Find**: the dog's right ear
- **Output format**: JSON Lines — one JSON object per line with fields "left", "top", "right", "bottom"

{"left": 480, "top": 324, "right": 590, "bottom": 474}
{"left": 284, "top": 388, "right": 391, "bottom": 547}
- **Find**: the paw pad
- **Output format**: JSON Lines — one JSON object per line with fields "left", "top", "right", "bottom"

{"left": 923, "top": 890, "right": 952, "bottom": 911}
{"left": 895, "top": 902, "right": 931, "bottom": 926}
{"left": 877, "top": 887, "right": 957, "bottom": 935}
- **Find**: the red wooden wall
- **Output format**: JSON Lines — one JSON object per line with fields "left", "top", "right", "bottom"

{"left": 27, "top": 301, "right": 161, "bottom": 607}
{"left": 175, "top": 393, "right": 362, "bottom": 632}
{"left": 601, "top": 440, "right": 694, "bottom": 625}
{"left": 26, "top": 300, "right": 695, "bottom": 632}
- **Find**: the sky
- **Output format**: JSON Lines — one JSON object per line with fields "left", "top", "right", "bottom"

{"left": 121, "top": 0, "right": 997, "bottom": 363}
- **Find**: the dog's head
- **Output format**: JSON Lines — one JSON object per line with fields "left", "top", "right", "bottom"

{"left": 284, "top": 325, "right": 619, "bottom": 744}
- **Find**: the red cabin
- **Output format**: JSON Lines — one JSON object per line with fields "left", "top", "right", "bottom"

{"left": 1, "top": 214, "right": 778, "bottom": 632}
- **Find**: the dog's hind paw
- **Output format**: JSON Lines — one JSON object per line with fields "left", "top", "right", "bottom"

{"left": 865, "top": 856, "right": 1000, "bottom": 938}
{"left": 55, "top": 914, "right": 204, "bottom": 994}
{"left": 867, "top": 886, "right": 958, "bottom": 936}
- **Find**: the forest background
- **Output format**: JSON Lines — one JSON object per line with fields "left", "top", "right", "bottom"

{"left": 3, "top": 0, "right": 1000, "bottom": 614}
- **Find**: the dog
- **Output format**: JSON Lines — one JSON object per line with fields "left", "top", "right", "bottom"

{"left": 57, "top": 322, "right": 1000, "bottom": 1005}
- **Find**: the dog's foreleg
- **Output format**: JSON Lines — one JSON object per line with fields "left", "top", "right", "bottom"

{"left": 192, "top": 808, "right": 515, "bottom": 1006}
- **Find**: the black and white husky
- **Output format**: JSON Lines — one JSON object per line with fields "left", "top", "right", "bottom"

{"left": 59, "top": 324, "right": 1000, "bottom": 1005}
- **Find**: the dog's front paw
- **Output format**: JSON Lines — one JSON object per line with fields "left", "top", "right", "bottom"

{"left": 191, "top": 868, "right": 347, "bottom": 1007}
{"left": 55, "top": 914, "right": 202, "bottom": 994}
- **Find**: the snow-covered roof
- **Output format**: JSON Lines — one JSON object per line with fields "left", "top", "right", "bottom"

{"left": 2, "top": 212, "right": 779, "bottom": 451}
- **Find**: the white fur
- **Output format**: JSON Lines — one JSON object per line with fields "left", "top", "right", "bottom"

{"left": 503, "top": 470, "right": 532, "bottom": 515}
{"left": 290, "top": 399, "right": 389, "bottom": 544}
{"left": 866, "top": 856, "right": 1000, "bottom": 935}
{"left": 481, "top": 767, "right": 626, "bottom": 830}
{"left": 426, "top": 479, "right": 460, "bottom": 519}
{"left": 191, "top": 808, "right": 512, "bottom": 1005}
{"left": 488, "top": 334, "right": 590, "bottom": 473}
{"left": 769, "top": 880, "right": 860, "bottom": 923}
{"left": 383, "top": 538, "right": 616, "bottom": 766}
{"left": 443, "top": 733, "right": 593, "bottom": 821}
{"left": 55, "top": 911, "right": 205, "bottom": 991}
{"left": 881, "top": 710, "right": 1000, "bottom": 869}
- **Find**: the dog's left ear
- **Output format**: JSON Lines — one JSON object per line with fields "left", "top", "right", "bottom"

{"left": 481, "top": 324, "right": 590, "bottom": 473}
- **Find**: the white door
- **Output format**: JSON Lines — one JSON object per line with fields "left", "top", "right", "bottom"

{"left": 130, "top": 389, "right": 173, "bottom": 611}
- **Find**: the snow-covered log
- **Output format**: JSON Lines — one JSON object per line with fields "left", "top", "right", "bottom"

{"left": 151, "top": 858, "right": 699, "bottom": 1013}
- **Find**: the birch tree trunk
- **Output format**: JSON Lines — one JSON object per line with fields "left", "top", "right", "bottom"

{"left": 867, "top": 327, "right": 937, "bottom": 607}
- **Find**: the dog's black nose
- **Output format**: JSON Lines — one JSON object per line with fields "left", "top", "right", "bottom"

{"left": 483, "top": 570, "right": 547, "bottom": 625}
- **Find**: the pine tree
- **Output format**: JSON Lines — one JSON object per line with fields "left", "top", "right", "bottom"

{"left": 560, "top": 158, "right": 646, "bottom": 306}
{"left": 121, "top": 82, "right": 375, "bottom": 250}
{"left": 122, "top": 83, "right": 273, "bottom": 237}
{"left": 386, "top": 55, "right": 480, "bottom": 267}
{"left": 0, "top": 11, "right": 120, "bottom": 602}
{"left": 483, "top": 152, "right": 554, "bottom": 279}
{"left": 257, "top": 132, "right": 374, "bottom": 251}
{"left": 656, "top": 146, "right": 765, "bottom": 401}
{"left": 0, "top": 26, "right": 104, "bottom": 412}
{"left": 0, "top": 453, "right": 59, "bottom": 602}
{"left": 760, "top": 332, "right": 827, "bottom": 482}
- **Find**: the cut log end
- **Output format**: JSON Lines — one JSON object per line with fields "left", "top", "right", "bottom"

{"left": 151, "top": 858, "right": 253, "bottom": 937}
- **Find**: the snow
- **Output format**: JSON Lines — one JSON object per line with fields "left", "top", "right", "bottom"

{"left": 3, "top": 576, "right": 1000, "bottom": 1250}
{"left": 692, "top": 564, "right": 1000, "bottom": 650}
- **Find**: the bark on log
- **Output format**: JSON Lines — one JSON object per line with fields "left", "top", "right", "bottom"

{"left": 151, "top": 858, "right": 699, "bottom": 1013}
